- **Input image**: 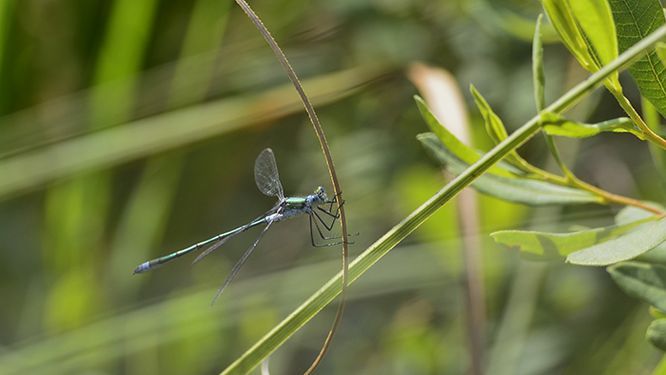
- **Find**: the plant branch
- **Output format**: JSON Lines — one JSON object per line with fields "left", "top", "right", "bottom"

{"left": 221, "top": 23, "right": 666, "bottom": 375}
{"left": 232, "top": 1, "right": 349, "bottom": 374}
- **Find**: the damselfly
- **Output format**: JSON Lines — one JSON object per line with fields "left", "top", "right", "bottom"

{"left": 133, "top": 148, "right": 343, "bottom": 301}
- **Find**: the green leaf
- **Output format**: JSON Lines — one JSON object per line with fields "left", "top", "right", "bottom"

{"left": 418, "top": 132, "right": 600, "bottom": 205}
{"left": 609, "top": 0, "right": 666, "bottom": 117}
{"left": 616, "top": 204, "right": 665, "bottom": 225}
{"left": 540, "top": 113, "right": 641, "bottom": 139}
{"left": 533, "top": 14, "right": 546, "bottom": 112}
{"left": 567, "top": 217, "right": 666, "bottom": 265}
{"left": 608, "top": 262, "right": 666, "bottom": 311}
{"left": 418, "top": 94, "right": 537, "bottom": 175}
{"left": 542, "top": 0, "right": 621, "bottom": 91}
{"left": 491, "top": 218, "right": 655, "bottom": 260}
{"left": 647, "top": 319, "right": 666, "bottom": 351}
{"left": 656, "top": 42, "right": 666, "bottom": 66}
{"left": 541, "top": 0, "right": 595, "bottom": 70}
{"left": 615, "top": 205, "right": 666, "bottom": 264}
{"left": 414, "top": 96, "right": 515, "bottom": 178}
{"left": 470, "top": 84, "right": 509, "bottom": 144}
{"left": 567, "top": 0, "right": 618, "bottom": 69}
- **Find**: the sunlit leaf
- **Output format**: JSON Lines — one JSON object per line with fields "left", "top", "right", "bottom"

{"left": 491, "top": 218, "right": 654, "bottom": 260}
{"left": 567, "top": 0, "right": 618, "bottom": 68}
{"left": 609, "top": 0, "right": 666, "bottom": 116}
{"left": 567, "top": 217, "right": 666, "bottom": 265}
{"left": 540, "top": 112, "right": 640, "bottom": 139}
{"left": 418, "top": 132, "right": 600, "bottom": 205}
{"left": 542, "top": 0, "right": 621, "bottom": 91}
{"left": 541, "top": 0, "right": 593, "bottom": 69}
{"left": 647, "top": 319, "right": 666, "bottom": 351}
{"left": 608, "top": 262, "right": 666, "bottom": 311}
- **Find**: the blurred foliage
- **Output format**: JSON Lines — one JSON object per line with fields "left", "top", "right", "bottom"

{"left": 0, "top": 0, "right": 663, "bottom": 374}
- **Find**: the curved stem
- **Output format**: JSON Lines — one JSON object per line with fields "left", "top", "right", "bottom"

{"left": 571, "top": 178, "right": 665, "bottom": 215}
{"left": 612, "top": 91, "right": 666, "bottom": 149}
{"left": 232, "top": 1, "right": 349, "bottom": 374}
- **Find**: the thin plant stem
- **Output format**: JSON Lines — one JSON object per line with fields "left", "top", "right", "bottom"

{"left": 612, "top": 90, "right": 666, "bottom": 149}
{"left": 232, "top": 1, "right": 349, "bottom": 374}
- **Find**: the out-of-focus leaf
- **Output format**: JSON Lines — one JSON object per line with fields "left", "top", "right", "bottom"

{"left": 542, "top": 0, "right": 621, "bottom": 91}
{"left": 491, "top": 218, "right": 654, "bottom": 260}
{"left": 647, "top": 319, "right": 666, "bottom": 351}
{"left": 651, "top": 306, "right": 666, "bottom": 319}
{"left": 475, "top": 0, "right": 560, "bottom": 43}
{"left": 567, "top": 217, "right": 666, "bottom": 265}
{"left": 415, "top": 96, "right": 514, "bottom": 178}
{"left": 609, "top": 0, "right": 666, "bottom": 116}
{"left": 0, "top": 66, "right": 382, "bottom": 200}
{"left": 418, "top": 133, "right": 600, "bottom": 205}
{"left": 540, "top": 112, "right": 640, "bottom": 139}
{"left": 608, "top": 262, "right": 666, "bottom": 311}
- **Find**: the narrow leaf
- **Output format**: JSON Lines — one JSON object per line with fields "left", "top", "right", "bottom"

{"left": 542, "top": 0, "right": 621, "bottom": 90}
{"left": 415, "top": 96, "right": 514, "bottom": 178}
{"left": 540, "top": 113, "right": 640, "bottom": 139}
{"left": 418, "top": 132, "right": 600, "bottom": 205}
{"left": 491, "top": 218, "right": 654, "bottom": 260}
{"left": 647, "top": 319, "right": 666, "bottom": 351}
{"left": 567, "top": 217, "right": 666, "bottom": 265}
{"left": 615, "top": 205, "right": 666, "bottom": 264}
{"left": 608, "top": 262, "right": 666, "bottom": 311}
{"left": 541, "top": 0, "right": 595, "bottom": 70}
{"left": 470, "top": 85, "right": 509, "bottom": 144}
{"left": 533, "top": 14, "right": 546, "bottom": 112}
{"left": 567, "top": 0, "right": 618, "bottom": 69}
{"left": 609, "top": 0, "right": 666, "bottom": 116}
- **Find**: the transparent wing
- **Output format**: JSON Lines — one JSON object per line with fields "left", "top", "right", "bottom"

{"left": 254, "top": 148, "right": 284, "bottom": 200}
{"left": 210, "top": 220, "right": 275, "bottom": 304}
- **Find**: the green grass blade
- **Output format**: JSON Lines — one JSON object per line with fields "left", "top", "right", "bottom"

{"left": 108, "top": 0, "right": 233, "bottom": 290}
{"left": 0, "top": 66, "right": 381, "bottom": 200}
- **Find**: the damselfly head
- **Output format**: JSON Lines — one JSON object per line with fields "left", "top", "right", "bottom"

{"left": 314, "top": 186, "right": 327, "bottom": 201}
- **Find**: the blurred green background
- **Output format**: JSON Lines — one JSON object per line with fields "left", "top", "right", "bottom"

{"left": 0, "top": 0, "right": 663, "bottom": 374}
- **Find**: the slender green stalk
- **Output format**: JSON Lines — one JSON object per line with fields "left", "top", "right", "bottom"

{"left": 221, "top": 22, "right": 666, "bottom": 375}
{"left": 232, "top": 2, "right": 350, "bottom": 373}
{"left": 612, "top": 90, "right": 666, "bottom": 149}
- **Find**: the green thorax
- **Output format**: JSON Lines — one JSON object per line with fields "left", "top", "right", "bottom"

{"left": 284, "top": 196, "right": 307, "bottom": 209}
